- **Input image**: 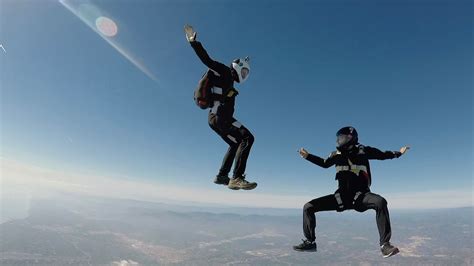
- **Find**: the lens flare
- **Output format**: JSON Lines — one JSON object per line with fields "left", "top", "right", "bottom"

{"left": 95, "top": 16, "right": 118, "bottom": 37}
{"left": 59, "top": 0, "right": 158, "bottom": 82}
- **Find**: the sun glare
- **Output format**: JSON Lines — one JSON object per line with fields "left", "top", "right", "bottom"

{"left": 95, "top": 16, "right": 118, "bottom": 37}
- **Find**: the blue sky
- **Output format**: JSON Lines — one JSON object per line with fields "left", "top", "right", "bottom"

{"left": 1, "top": 0, "right": 472, "bottom": 207}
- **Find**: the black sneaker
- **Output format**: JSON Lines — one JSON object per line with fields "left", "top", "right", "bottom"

{"left": 228, "top": 175, "right": 257, "bottom": 190}
{"left": 214, "top": 175, "right": 230, "bottom": 185}
{"left": 293, "top": 239, "right": 317, "bottom": 252}
{"left": 381, "top": 242, "right": 399, "bottom": 258}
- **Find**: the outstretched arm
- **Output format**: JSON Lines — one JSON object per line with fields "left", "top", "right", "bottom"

{"left": 185, "top": 25, "right": 228, "bottom": 74}
{"left": 365, "top": 146, "right": 410, "bottom": 160}
{"left": 190, "top": 41, "right": 228, "bottom": 74}
{"left": 298, "top": 148, "right": 336, "bottom": 168}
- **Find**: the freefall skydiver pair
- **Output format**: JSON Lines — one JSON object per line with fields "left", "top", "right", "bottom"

{"left": 185, "top": 25, "right": 410, "bottom": 257}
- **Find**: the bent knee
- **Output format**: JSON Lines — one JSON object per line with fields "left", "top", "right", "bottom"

{"left": 376, "top": 197, "right": 388, "bottom": 208}
{"left": 248, "top": 133, "right": 255, "bottom": 144}
{"left": 242, "top": 129, "right": 254, "bottom": 143}
{"left": 303, "top": 202, "right": 316, "bottom": 213}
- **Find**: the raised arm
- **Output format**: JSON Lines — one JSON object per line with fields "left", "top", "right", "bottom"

{"left": 365, "top": 146, "right": 409, "bottom": 160}
{"left": 190, "top": 41, "right": 229, "bottom": 74}
{"left": 299, "top": 148, "right": 336, "bottom": 168}
{"left": 185, "top": 25, "right": 228, "bottom": 74}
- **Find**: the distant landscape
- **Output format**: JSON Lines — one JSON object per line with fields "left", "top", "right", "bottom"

{"left": 1, "top": 193, "right": 472, "bottom": 265}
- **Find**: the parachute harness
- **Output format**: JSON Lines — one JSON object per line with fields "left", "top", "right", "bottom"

{"left": 333, "top": 147, "right": 369, "bottom": 211}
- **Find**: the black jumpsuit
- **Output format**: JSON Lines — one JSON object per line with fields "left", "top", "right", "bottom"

{"left": 303, "top": 145, "right": 401, "bottom": 246}
{"left": 190, "top": 41, "right": 254, "bottom": 178}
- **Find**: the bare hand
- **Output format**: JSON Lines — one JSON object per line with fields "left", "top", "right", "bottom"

{"left": 298, "top": 148, "right": 309, "bottom": 159}
{"left": 399, "top": 146, "right": 410, "bottom": 155}
{"left": 184, "top": 24, "right": 197, "bottom": 42}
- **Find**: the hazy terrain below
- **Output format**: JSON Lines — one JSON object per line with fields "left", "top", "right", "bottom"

{"left": 1, "top": 194, "right": 472, "bottom": 265}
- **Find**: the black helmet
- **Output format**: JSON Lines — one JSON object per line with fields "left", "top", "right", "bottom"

{"left": 336, "top": 126, "right": 358, "bottom": 152}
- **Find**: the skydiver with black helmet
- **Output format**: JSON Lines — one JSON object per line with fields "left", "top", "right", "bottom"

{"left": 293, "top": 126, "right": 409, "bottom": 258}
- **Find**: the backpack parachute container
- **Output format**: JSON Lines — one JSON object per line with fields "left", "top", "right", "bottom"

{"left": 194, "top": 69, "right": 215, "bottom": 109}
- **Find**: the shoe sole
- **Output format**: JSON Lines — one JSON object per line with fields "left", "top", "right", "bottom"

{"left": 383, "top": 248, "right": 399, "bottom": 258}
{"left": 242, "top": 183, "right": 258, "bottom": 190}
{"left": 293, "top": 248, "right": 317, "bottom": 252}
{"left": 228, "top": 183, "right": 257, "bottom": 190}
{"left": 214, "top": 181, "right": 229, "bottom": 186}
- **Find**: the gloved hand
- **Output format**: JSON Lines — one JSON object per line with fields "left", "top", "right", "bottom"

{"left": 400, "top": 146, "right": 410, "bottom": 155}
{"left": 395, "top": 146, "right": 410, "bottom": 157}
{"left": 184, "top": 24, "right": 197, "bottom": 42}
{"left": 298, "top": 148, "right": 309, "bottom": 159}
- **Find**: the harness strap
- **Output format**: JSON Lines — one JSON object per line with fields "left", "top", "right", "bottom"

{"left": 335, "top": 165, "right": 368, "bottom": 175}
{"left": 210, "top": 100, "right": 221, "bottom": 114}
{"left": 232, "top": 121, "right": 242, "bottom": 128}
{"left": 352, "top": 191, "right": 363, "bottom": 205}
{"left": 211, "top": 87, "right": 223, "bottom": 95}
{"left": 334, "top": 192, "right": 344, "bottom": 210}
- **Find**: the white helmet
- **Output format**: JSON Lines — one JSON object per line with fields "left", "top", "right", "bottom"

{"left": 232, "top": 56, "right": 250, "bottom": 83}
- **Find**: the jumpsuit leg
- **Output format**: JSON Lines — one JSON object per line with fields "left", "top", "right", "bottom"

{"left": 209, "top": 116, "right": 254, "bottom": 178}
{"left": 230, "top": 122, "right": 254, "bottom": 178}
{"left": 219, "top": 145, "right": 238, "bottom": 176}
{"left": 303, "top": 194, "right": 339, "bottom": 242}
{"left": 209, "top": 119, "right": 238, "bottom": 177}
{"left": 359, "top": 192, "right": 392, "bottom": 245}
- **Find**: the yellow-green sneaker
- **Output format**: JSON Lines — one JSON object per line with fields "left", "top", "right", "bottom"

{"left": 228, "top": 176, "right": 257, "bottom": 190}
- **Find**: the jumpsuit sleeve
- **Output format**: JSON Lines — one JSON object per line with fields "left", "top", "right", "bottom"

{"left": 305, "top": 153, "right": 337, "bottom": 168}
{"left": 365, "top": 146, "right": 402, "bottom": 160}
{"left": 190, "top": 41, "right": 229, "bottom": 75}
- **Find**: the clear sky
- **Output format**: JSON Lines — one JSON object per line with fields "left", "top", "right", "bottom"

{"left": 1, "top": 0, "right": 472, "bottom": 208}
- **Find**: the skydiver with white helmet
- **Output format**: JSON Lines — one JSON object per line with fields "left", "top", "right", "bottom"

{"left": 184, "top": 24, "right": 257, "bottom": 190}
{"left": 293, "top": 126, "right": 410, "bottom": 258}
